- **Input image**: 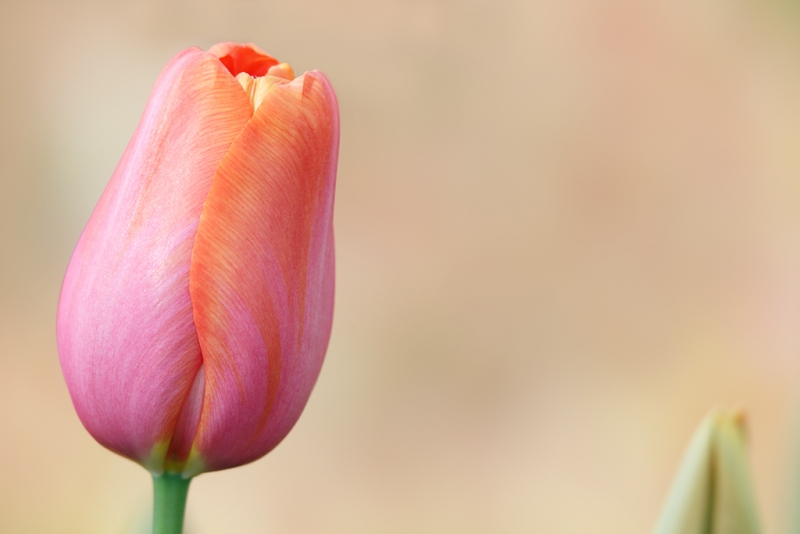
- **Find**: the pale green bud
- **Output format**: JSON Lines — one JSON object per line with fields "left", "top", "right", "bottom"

{"left": 652, "top": 409, "right": 761, "bottom": 534}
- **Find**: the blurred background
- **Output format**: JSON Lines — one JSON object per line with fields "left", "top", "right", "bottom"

{"left": 2, "top": 0, "right": 800, "bottom": 532}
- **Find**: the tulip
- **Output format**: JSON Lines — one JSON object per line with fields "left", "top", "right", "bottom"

{"left": 652, "top": 409, "right": 761, "bottom": 534}
{"left": 56, "top": 42, "right": 338, "bottom": 532}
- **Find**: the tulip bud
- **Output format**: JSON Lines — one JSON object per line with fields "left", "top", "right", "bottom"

{"left": 652, "top": 409, "right": 761, "bottom": 534}
{"left": 57, "top": 43, "right": 339, "bottom": 478}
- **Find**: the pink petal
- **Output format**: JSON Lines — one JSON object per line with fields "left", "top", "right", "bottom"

{"left": 57, "top": 47, "right": 252, "bottom": 470}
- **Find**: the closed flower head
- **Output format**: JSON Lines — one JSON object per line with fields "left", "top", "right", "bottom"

{"left": 56, "top": 43, "right": 339, "bottom": 478}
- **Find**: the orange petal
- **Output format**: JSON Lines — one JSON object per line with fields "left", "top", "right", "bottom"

{"left": 188, "top": 71, "right": 339, "bottom": 474}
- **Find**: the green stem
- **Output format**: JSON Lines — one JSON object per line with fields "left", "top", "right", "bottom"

{"left": 152, "top": 473, "right": 192, "bottom": 534}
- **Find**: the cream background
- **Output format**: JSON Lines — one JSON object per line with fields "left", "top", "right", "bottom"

{"left": 2, "top": 0, "right": 800, "bottom": 532}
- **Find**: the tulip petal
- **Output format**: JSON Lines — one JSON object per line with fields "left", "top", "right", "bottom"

{"left": 188, "top": 71, "right": 338, "bottom": 473}
{"left": 56, "top": 47, "right": 252, "bottom": 471}
{"left": 208, "top": 42, "right": 279, "bottom": 77}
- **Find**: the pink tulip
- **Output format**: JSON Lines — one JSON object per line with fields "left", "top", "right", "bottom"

{"left": 57, "top": 42, "right": 339, "bottom": 478}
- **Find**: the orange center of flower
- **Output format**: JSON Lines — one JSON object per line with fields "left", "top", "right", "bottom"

{"left": 208, "top": 42, "right": 295, "bottom": 113}
{"left": 213, "top": 44, "right": 276, "bottom": 77}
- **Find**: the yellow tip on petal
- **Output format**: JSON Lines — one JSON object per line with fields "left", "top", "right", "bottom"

{"left": 267, "top": 62, "right": 295, "bottom": 80}
{"left": 235, "top": 72, "right": 291, "bottom": 113}
{"left": 144, "top": 440, "right": 171, "bottom": 476}
{"left": 181, "top": 445, "right": 206, "bottom": 478}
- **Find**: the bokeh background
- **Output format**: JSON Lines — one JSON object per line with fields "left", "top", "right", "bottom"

{"left": 2, "top": 0, "right": 800, "bottom": 532}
